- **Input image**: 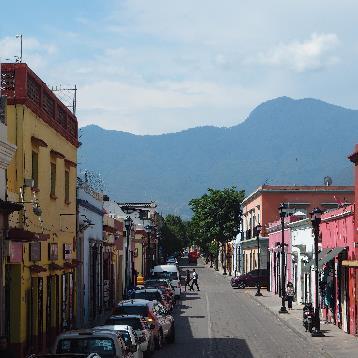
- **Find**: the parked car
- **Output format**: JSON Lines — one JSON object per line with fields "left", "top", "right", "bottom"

{"left": 188, "top": 251, "right": 199, "bottom": 264}
{"left": 230, "top": 269, "right": 269, "bottom": 289}
{"left": 144, "top": 279, "right": 175, "bottom": 307}
{"left": 104, "top": 314, "right": 155, "bottom": 355}
{"left": 53, "top": 330, "right": 125, "bottom": 357}
{"left": 151, "top": 265, "right": 181, "bottom": 298}
{"left": 131, "top": 289, "right": 172, "bottom": 312}
{"left": 114, "top": 299, "right": 175, "bottom": 348}
{"left": 166, "top": 257, "right": 178, "bottom": 266}
{"left": 93, "top": 325, "right": 142, "bottom": 358}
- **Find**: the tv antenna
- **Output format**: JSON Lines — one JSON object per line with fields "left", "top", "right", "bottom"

{"left": 51, "top": 85, "right": 77, "bottom": 114}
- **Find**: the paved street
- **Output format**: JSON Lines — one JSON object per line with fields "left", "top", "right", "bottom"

{"left": 156, "top": 262, "right": 329, "bottom": 358}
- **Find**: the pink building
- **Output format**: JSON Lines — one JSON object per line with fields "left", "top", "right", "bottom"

{"left": 267, "top": 215, "right": 303, "bottom": 295}
{"left": 319, "top": 205, "right": 356, "bottom": 334}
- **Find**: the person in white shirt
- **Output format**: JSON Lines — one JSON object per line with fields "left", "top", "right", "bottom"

{"left": 190, "top": 269, "right": 200, "bottom": 291}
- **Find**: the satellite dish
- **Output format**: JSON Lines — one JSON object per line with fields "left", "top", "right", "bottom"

{"left": 324, "top": 176, "right": 333, "bottom": 186}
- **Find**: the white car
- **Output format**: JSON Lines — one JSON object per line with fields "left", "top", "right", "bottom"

{"left": 52, "top": 329, "right": 125, "bottom": 357}
{"left": 94, "top": 325, "right": 143, "bottom": 358}
{"left": 151, "top": 265, "right": 181, "bottom": 298}
{"left": 104, "top": 315, "right": 155, "bottom": 354}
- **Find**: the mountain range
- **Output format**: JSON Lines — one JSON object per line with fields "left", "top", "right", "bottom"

{"left": 78, "top": 97, "right": 358, "bottom": 217}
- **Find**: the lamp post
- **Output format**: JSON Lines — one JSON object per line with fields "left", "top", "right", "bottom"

{"left": 255, "top": 224, "right": 263, "bottom": 296}
{"left": 145, "top": 224, "right": 153, "bottom": 278}
{"left": 310, "top": 207, "right": 324, "bottom": 337}
{"left": 124, "top": 216, "right": 133, "bottom": 296}
{"left": 278, "top": 203, "right": 288, "bottom": 314}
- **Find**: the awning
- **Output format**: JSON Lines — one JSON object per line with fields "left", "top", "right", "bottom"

{"left": 318, "top": 247, "right": 346, "bottom": 268}
{"left": 7, "top": 228, "right": 50, "bottom": 242}
{"left": 48, "top": 263, "right": 63, "bottom": 271}
{"left": 302, "top": 247, "right": 346, "bottom": 272}
{"left": 302, "top": 248, "right": 330, "bottom": 272}
{"left": 0, "top": 199, "right": 23, "bottom": 214}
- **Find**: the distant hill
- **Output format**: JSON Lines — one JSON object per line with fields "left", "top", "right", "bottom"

{"left": 79, "top": 97, "right": 357, "bottom": 217}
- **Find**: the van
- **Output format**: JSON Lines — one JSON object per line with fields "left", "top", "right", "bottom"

{"left": 151, "top": 265, "right": 181, "bottom": 298}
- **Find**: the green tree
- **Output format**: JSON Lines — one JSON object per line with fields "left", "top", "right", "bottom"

{"left": 159, "top": 214, "right": 188, "bottom": 259}
{"left": 189, "top": 187, "right": 245, "bottom": 272}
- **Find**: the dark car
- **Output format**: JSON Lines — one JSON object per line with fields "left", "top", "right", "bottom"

{"left": 230, "top": 269, "right": 269, "bottom": 289}
{"left": 132, "top": 288, "right": 172, "bottom": 311}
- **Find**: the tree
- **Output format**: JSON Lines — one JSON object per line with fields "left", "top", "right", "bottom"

{"left": 159, "top": 214, "right": 188, "bottom": 259}
{"left": 189, "top": 187, "right": 245, "bottom": 272}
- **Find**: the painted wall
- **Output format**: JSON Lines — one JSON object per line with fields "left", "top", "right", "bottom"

{"left": 6, "top": 102, "right": 77, "bottom": 354}
{"left": 77, "top": 185, "right": 103, "bottom": 326}
{"left": 320, "top": 205, "right": 356, "bottom": 334}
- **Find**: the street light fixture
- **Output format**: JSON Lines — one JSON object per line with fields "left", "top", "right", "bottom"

{"left": 278, "top": 203, "right": 288, "bottom": 314}
{"left": 145, "top": 224, "right": 153, "bottom": 278}
{"left": 124, "top": 216, "right": 133, "bottom": 296}
{"left": 255, "top": 223, "right": 263, "bottom": 297}
{"left": 310, "top": 207, "right": 324, "bottom": 337}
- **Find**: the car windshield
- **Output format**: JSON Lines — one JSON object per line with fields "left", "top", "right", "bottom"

{"left": 144, "top": 280, "right": 168, "bottom": 288}
{"left": 105, "top": 317, "right": 142, "bottom": 330}
{"left": 113, "top": 305, "right": 148, "bottom": 316}
{"left": 133, "top": 291, "right": 161, "bottom": 301}
{"left": 57, "top": 337, "right": 115, "bottom": 357}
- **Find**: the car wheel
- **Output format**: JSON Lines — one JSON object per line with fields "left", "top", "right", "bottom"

{"left": 155, "top": 330, "right": 163, "bottom": 350}
{"left": 238, "top": 282, "right": 246, "bottom": 289}
{"left": 167, "top": 324, "right": 175, "bottom": 343}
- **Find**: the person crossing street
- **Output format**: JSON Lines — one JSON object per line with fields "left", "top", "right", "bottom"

{"left": 190, "top": 269, "right": 200, "bottom": 291}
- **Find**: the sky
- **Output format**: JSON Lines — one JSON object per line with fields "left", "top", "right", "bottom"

{"left": 1, "top": 0, "right": 357, "bottom": 134}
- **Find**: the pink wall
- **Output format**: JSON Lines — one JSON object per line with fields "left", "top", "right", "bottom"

{"left": 320, "top": 205, "right": 356, "bottom": 334}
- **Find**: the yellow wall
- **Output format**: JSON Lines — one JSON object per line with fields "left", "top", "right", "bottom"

{"left": 6, "top": 104, "right": 77, "bottom": 348}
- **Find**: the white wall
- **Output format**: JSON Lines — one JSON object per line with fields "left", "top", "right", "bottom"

{"left": 78, "top": 186, "right": 103, "bottom": 324}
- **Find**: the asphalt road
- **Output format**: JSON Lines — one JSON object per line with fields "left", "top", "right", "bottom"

{"left": 155, "top": 260, "right": 329, "bottom": 358}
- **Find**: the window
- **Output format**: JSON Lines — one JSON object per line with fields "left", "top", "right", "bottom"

{"left": 65, "top": 170, "right": 70, "bottom": 203}
{"left": 50, "top": 162, "right": 56, "bottom": 197}
{"left": 32, "top": 151, "right": 39, "bottom": 188}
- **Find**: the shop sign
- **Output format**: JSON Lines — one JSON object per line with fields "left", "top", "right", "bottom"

{"left": 9, "top": 242, "right": 23, "bottom": 263}
{"left": 49, "top": 243, "right": 58, "bottom": 260}
{"left": 63, "top": 243, "right": 72, "bottom": 260}
{"left": 30, "top": 242, "right": 41, "bottom": 261}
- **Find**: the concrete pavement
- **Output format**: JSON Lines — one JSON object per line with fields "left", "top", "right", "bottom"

{"left": 155, "top": 260, "right": 331, "bottom": 358}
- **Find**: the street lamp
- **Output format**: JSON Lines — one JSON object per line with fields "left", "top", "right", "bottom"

{"left": 255, "top": 224, "right": 263, "bottom": 296}
{"left": 310, "top": 207, "right": 324, "bottom": 337}
{"left": 124, "top": 216, "right": 133, "bottom": 296}
{"left": 278, "top": 203, "right": 288, "bottom": 314}
{"left": 145, "top": 224, "right": 153, "bottom": 278}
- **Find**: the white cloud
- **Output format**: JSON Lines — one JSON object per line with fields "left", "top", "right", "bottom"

{"left": 0, "top": 36, "right": 57, "bottom": 71}
{"left": 258, "top": 33, "right": 339, "bottom": 72}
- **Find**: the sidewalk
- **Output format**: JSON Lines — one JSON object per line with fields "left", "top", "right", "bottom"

{"left": 204, "top": 261, "right": 358, "bottom": 358}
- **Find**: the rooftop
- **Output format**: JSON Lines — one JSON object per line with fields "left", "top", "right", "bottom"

{"left": 1, "top": 63, "right": 79, "bottom": 147}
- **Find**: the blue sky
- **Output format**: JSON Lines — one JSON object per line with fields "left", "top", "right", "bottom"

{"left": 1, "top": 0, "right": 358, "bottom": 134}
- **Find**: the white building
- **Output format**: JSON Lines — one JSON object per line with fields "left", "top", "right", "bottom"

{"left": 288, "top": 217, "right": 315, "bottom": 304}
{"left": 76, "top": 179, "right": 104, "bottom": 326}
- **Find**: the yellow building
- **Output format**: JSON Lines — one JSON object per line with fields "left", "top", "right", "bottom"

{"left": 3, "top": 63, "right": 78, "bottom": 355}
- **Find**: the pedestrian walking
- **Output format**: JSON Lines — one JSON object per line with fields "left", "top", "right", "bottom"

{"left": 190, "top": 269, "right": 200, "bottom": 291}
{"left": 185, "top": 269, "right": 191, "bottom": 291}
{"left": 286, "top": 282, "right": 295, "bottom": 310}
